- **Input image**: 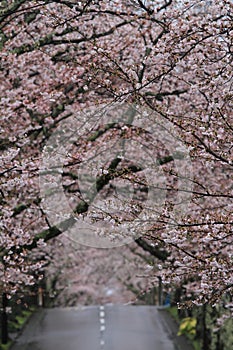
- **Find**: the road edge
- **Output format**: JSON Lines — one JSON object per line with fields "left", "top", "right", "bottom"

{"left": 158, "top": 307, "right": 195, "bottom": 350}
{"left": 9, "top": 308, "right": 45, "bottom": 350}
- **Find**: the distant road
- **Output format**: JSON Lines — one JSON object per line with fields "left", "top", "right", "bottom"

{"left": 11, "top": 305, "right": 178, "bottom": 350}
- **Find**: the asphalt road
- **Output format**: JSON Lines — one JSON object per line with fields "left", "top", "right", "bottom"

{"left": 11, "top": 305, "right": 178, "bottom": 350}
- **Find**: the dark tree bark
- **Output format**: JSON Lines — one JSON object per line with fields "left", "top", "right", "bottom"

{"left": 1, "top": 292, "right": 8, "bottom": 344}
{"left": 135, "top": 237, "right": 169, "bottom": 261}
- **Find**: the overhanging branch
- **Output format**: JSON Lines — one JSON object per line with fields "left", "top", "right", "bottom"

{"left": 135, "top": 237, "right": 169, "bottom": 261}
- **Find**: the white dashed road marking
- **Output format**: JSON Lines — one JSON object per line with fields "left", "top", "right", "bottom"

{"left": 99, "top": 306, "right": 105, "bottom": 348}
{"left": 100, "top": 325, "right": 106, "bottom": 332}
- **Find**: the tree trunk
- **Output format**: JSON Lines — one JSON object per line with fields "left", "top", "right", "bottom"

{"left": 201, "top": 304, "right": 211, "bottom": 350}
{"left": 1, "top": 293, "right": 8, "bottom": 344}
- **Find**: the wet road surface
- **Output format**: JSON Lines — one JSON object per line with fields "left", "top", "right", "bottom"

{"left": 11, "top": 305, "right": 176, "bottom": 350}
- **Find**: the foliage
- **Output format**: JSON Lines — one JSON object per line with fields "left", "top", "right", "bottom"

{"left": 177, "top": 317, "right": 197, "bottom": 336}
{"left": 168, "top": 297, "right": 233, "bottom": 350}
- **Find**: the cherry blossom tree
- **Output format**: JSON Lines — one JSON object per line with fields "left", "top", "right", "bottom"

{"left": 0, "top": 0, "right": 232, "bottom": 318}
{"left": 44, "top": 236, "right": 156, "bottom": 306}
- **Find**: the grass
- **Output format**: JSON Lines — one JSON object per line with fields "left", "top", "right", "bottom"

{"left": 0, "top": 307, "right": 36, "bottom": 349}
{"left": 0, "top": 342, "right": 13, "bottom": 350}
{"left": 167, "top": 305, "right": 179, "bottom": 321}
{"left": 8, "top": 308, "right": 36, "bottom": 333}
{"left": 191, "top": 339, "right": 201, "bottom": 350}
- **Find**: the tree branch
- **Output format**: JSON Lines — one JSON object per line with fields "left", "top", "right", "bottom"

{"left": 135, "top": 237, "right": 169, "bottom": 261}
